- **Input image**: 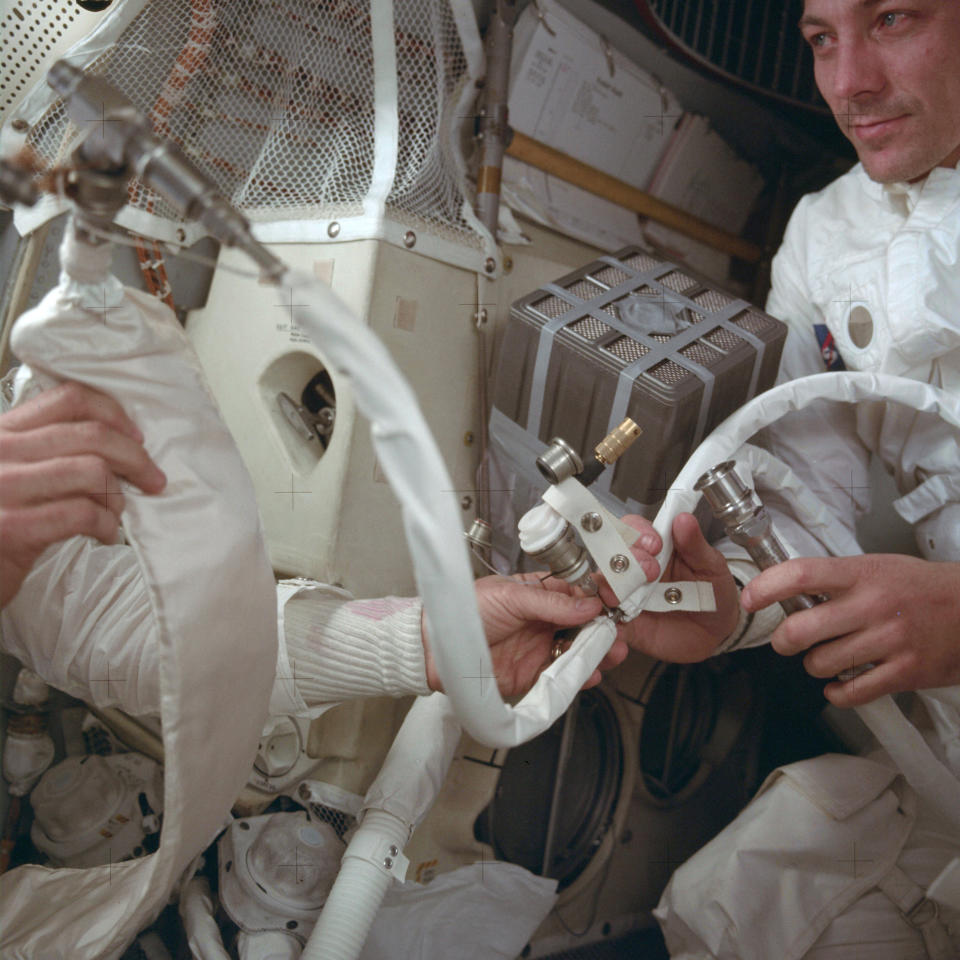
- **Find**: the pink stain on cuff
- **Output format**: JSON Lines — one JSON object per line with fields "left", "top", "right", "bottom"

{"left": 348, "top": 597, "right": 417, "bottom": 622}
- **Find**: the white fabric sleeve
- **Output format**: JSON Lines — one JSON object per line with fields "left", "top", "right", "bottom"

{"left": 1, "top": 544, "right": 430, "bottom": 717}
{"left": 278, "top": 583, "right": 431, "bottom": 707}
{"left": 0, "top": 537, "right": 161, "bottom": 716}
{"left": 713, "top": 553, "right": 786, "bottom": 653}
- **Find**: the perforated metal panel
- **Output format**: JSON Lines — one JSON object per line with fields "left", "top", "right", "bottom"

{"left": 657, "top": 269, "right": 698, "bottom": 294}
{"left": 0, "top": 1, "right": 107, "bottom": 126}
{"left": 589, "top": 264, "right": 631, "bottom": 289}
{"left": 732, "top": 310, "right": 776, "bottom": 335}
{"left": 703, "top": 325, "right": 745, "bottom": 352}
{"left": 604, "top": 336, "right": 651, "bottom": 364}
{"left": 570, "top": 317, "right": 614, "bottom": 342}
{"left": 623, "top": 250, "right": 659, "bottom": 272}
{"left": 531, "top": 294, "right": 570, "bottom": 320}
{"left": 304, "top": 802, "right": 356, "bottom": 843}
{"left": 693, "top": 288, "right": 736, "bottom": 312}
{"left": 680, "top": 341, "right": 724, "bottom": 366}
{"left": 564, "top": 277, "right": 606, "bottom": 301}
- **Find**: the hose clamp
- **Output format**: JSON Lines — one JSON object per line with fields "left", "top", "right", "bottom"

{"left": 343, "top": 833, "right": 410, "bottom": 883}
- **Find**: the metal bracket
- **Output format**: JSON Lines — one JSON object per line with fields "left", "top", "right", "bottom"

{"left": 541, "top": 477, "right": 716, "bottom": 615}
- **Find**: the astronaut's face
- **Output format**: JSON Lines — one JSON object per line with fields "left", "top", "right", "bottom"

{"left": 800, "top": 0, "right": 960, "bottom": 182}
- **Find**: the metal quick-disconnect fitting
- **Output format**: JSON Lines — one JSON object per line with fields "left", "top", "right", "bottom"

{"left": 695, "top": 460, "right": 815, "bottom": 613}
{"left": 536, "top": 438, "right": 583, "bottom": 486}
{"left": 518, "top": 503, "right": 597, "bottom": 595}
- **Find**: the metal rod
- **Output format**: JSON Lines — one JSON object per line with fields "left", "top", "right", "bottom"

{"left": 504, "top": 130, "right": 763, "bottom": 263}
{"left": 475, "top": 0, "right": 516, "bottom": 239}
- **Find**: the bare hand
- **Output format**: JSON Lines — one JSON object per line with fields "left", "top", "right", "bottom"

{"left": 423, "top": 574, "right": 628, "bottom": 698}
{"left": 611, "top": 513, "right": 740, "bottom": 662}
{"left": 742, "top": 554, "right": 960, "bottom": 707}
{"left": 0, "top": 382, "right": 166, "bottom": 608}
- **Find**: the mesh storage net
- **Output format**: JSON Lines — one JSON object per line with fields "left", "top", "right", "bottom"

{"left": 5, "top": 0, "right": 496, "bottom": 272}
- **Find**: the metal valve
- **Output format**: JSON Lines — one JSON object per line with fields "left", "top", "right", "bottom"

{"left": 535, "top": 418, "right": 642, "bottom": 488}
{"left": 695, "top": 460, "right": 817, "bottom": 615}
{"left": 695, "top": 460, "right": 871, "bottom": 680}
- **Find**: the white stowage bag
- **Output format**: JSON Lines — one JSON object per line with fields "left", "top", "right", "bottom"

{"left": 654, "top": 753, "right": 960, "bottom": 960}
{"left": 0, "top": 227, "right": 277, "bottom": 959}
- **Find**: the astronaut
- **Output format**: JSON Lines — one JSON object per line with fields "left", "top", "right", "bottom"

{"left": 616, "top": 1, "right": 960, "bottom": 956}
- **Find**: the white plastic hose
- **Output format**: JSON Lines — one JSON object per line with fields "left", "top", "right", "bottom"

{"left": 179, "top": 877, "right": 232, "bottom": 960}
{"left": 286, "top": 270, "right": 617, "bottom": 748}
{"left": 301, "top": 809, "right": 407, "bottom": 960}
{"left": 301, "top": 694, "right": 462, "bottom": 960}
{"left": 643, "top": 372, "right": 960, "bottom": 604}
{"left": 642, "top": 373, "right": 960, "bottom": 836}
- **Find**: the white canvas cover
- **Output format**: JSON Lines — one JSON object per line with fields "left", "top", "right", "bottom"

{"left": 0, "top": 227, "right": 278, "bottom": 959}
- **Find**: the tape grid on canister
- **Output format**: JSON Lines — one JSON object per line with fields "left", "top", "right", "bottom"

{"left": 523, "top": 251, "right": 767, "bottom": 502}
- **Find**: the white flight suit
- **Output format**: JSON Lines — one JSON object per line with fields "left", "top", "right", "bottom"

{"left": 0, "top": 536, "right": 432, "bottom": 719}
{"left": 656, "top": 161, "right": 960, "bottom": 958}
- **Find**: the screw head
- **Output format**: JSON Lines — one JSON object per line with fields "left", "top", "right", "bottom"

{"left": 327, "top": 221, "right": 341, "bottom": 238}
{"left": 403, "top": 230, "right": 417, "bottom": 248}
{"left": 503, "top": 255, "right": 514, "bottom": 274}
{"left": 175, "top": 228, "right": 187, "bottom": 243}
{"left": 581, "top": 512, "right": 602, "bottom": 533}
{"left": 484, "top": 257, "right": 496, "bottom": 273}
{"left": 389, "top": 845, "right": 399, "bottom": 857}
{"left": 609, "top": 554, "right": 630, "bottom": 573}
{"left": 10, "top": 118, "right": 29, "bottom": 133}
{"left": 298, "top": 783, "right": 310, "bottom": 800}
{"left": 383, "top": 856, "right": 394, "bottom": 869}
{"left": 460, "top": 494, "right": 473, "bottom": 510}
{"left": 463, "top": 431, "right": 474, "bottom": 445}
{"left": 664, "top": 586, "right": 682, "bottom": 605}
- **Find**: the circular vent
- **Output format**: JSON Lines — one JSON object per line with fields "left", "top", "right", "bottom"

{"left": 474, "top": 688, "right": 625, "bottom": 891}
{"left": 636, "top": 660, "right": 753, "bottom": 805}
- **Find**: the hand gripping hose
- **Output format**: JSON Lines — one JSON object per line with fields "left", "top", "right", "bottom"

{"left": 636, "top": 371, "right": 960, "bottom": 835}
{"left": 0, "top": 226, "right": 277, "bottom": 960}
{"left": 282, "top": 268, "right": 618, "bottom": 750}
{"left": 293, "top": 364, "right": 960, "bottom": 960}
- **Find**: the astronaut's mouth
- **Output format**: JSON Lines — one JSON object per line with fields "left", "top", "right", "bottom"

{"left": 849, "top": 115, "right": 909, "bottom": 143}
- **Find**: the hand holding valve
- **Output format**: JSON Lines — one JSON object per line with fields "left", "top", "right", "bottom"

{"left": 696, "top": 461, "right": 874, "bottom": 683}
{"left": 516, "top": 420, "right": 718, "bottom": 637}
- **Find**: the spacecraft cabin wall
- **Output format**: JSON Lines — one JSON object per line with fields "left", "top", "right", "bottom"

{"left": 184, "top": 220, "right": 607, "bottom": 595}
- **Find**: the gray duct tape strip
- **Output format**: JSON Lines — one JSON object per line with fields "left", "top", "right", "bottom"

{"left": 593, "top": 255, "right": 768, "bottom": 387}
{"left": 524, "top": 274, "right": 647, "bottom": 437}
{"left": 489, "top": 406, "right": 649, "bottom": 517}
